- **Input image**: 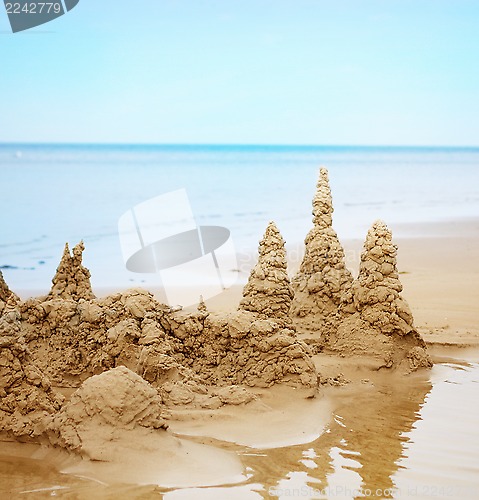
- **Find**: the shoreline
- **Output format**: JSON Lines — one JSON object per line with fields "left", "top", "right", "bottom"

{"left": 10, "top": 217, "right": 479, "bottom": 347}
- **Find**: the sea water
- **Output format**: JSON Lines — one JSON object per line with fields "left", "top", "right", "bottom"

{"left": 1, "top": 144, "right": 478, "bottom": 292}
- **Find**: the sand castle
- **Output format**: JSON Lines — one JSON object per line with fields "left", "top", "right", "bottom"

{"left": 0, "top": 167, "right": 432, "bottom": 449}
{"left": 0, "top": 237, "right": 317, "bottom": 440}
{"left": 290, "top": 168, "right": 353, "bottom": 339}
{"left": 17, "top": 255, "right": 316, "bottom": 390}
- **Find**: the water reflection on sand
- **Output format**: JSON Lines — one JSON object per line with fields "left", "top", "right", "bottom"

{"left": 393, "top": 362, "right": 479, "bottom": 499}
{"left": 235, "top": 369, "right": 433, "bottom": 499}
{"left": 1, "top": 357, "right": 478, "bottom": 499}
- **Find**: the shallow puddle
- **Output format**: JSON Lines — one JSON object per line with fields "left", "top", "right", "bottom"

{"left": 1, "top": 352, "right": 478, "bottom": 499}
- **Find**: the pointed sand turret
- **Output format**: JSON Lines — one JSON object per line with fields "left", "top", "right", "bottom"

{"left": 349, "top": 220, "right": 414, "bottom": 333}
{"left": 329, "top": 220, "right": 432, "bottom": 371}
{"left": 49, "top": 241, "right": 94, "bottom": 300}
{"left": 238, "top": 221, "right": 293, "bottom": 320}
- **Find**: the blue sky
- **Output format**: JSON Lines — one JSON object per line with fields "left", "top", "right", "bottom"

{"left": 1, "top": 0, "right": 478, "bottom": 145}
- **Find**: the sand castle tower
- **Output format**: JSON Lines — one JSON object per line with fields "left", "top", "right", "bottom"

{"left": 346, "top": 220, "right": 414, "bottom": 333}
{"left": 238, "top": 221, "right": 293, "bottom": 320}
{"left": 290, "top": 167, "right": 353, "bottom": 337}
{"left": 49, "top": 241, "right": 95, "bottom": 300}
{"left": 330, "top": 220, "right": 431, "bottom": 371}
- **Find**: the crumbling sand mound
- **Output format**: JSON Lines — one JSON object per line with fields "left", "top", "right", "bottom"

{"left": 291, "top": 168, "right": 353, "bottom": 338}
{"left": 46, "top": 366, "right": 166, "bottom": 459}
{"left": 328, "top": 220, "right": 432, "bottom": 371}
{"left": 330, "top": 314, "right": 431, "bottom": 372}
{"left": 239, "top": 221, "right": 293, "bottom": 321}
{"left": 159, "top": 308, "right": 317, "bottom": 389}
{"left": 13, "top": 239, "right": 317, "bottom": 394}
{"left": 0, "top": 308, "right": 63, "bottom": 439}
{"left": 19, "top": 288, "right": 169, "bottom": 386}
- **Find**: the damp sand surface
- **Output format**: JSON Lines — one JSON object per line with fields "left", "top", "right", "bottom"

{"left": 0, "top": 348, "right": 478, "bottom": 499}
{"left": 1, "top": 220, "right": 478, "bottom": 498}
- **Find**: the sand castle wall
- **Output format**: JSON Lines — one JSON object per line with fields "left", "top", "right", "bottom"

{"left": 13, "top": 240, "right": 317, "bottom": 400}
{"left": 0, "top": 306, "right": 63, "bottom": 439}
{"left": 0, "top": 270, "right": 11, "bottom": 306}
{"left": 19, "top": 288, "right": 317, "bottom": 392}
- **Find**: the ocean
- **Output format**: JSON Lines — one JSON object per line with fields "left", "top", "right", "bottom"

{"left": 1, "top": 144, "right": 478, "bottom": 294}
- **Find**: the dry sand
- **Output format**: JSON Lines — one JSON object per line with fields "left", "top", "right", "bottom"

{"left": 343, "top": 218, "right": 479, "bottom": 347}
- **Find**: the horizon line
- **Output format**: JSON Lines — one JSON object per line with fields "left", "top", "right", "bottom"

{"left": 1, "top": 141, "right": 479, "bottom": 150}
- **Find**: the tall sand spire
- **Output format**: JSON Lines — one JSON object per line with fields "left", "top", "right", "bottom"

{"left": 312, "top": 166, "right": 333, "bottom": 229}
{"left": 238, "top": 221, "right": 293, "bottom": 319}
{"left": 290, "top": 167, "right": 353, "bottom": 339}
